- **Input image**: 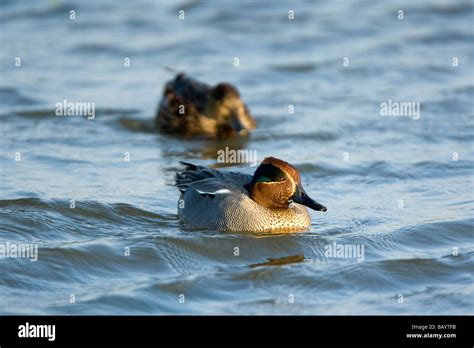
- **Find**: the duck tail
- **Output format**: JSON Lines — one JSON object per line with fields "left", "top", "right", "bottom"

{"left": 164, "top": 67, "right": 184, "bottom": 75}
{"left": 178, "top": 161, "right": 198, "bottom": 171}
{"left": 176, "top": 162, "right": 220, "bottom": 190}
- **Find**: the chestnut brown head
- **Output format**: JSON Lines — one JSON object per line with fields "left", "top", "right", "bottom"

{"left": 245, "top": 157, "right": 327, "bottom": 211}
{"left": 206, "top": 83, "right": 256, "bottom": 135}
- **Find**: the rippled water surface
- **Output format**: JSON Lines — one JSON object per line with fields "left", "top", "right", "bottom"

{"left": 0, "top": 0, "right": 473, "bottom": 314}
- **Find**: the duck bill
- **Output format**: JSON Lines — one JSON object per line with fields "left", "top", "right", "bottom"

{"left": 292, "top": 187, "right": 327, "bottom": 212}
{"left": 230, "top": 110, "right": 254, "bottom": 134}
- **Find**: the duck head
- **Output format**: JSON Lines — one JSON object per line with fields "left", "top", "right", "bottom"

{"left": 206, "top": 83, "right": 256, "bottom": 136}
{"left": 244, "top": 157, "right": 327, "bottom": 211}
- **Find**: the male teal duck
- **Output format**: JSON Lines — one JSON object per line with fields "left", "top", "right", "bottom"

{"left": 156, "top": 73, "right": 256, "bottom": 139}
{"left": 176, "top": 157, "right": 327, "bottom": 232}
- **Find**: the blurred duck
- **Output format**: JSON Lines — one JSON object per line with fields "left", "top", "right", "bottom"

{"left": 156, "top": 73, "right": 256, "bottom": 139}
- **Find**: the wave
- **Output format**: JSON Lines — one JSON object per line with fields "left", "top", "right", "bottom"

{"left": 0, "top": 87, "right": 39, "bottom": 108}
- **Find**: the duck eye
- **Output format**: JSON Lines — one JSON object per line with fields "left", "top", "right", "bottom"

{"left": 253, "top": 163, "right": 287, "bottom": 184}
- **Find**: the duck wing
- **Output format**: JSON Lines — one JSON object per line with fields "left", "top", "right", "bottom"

{"left": 165, "top": 74, "right": 210, "bottom": 112}
{"left": 176, "top": 161, "right": 252, "bottom": 194}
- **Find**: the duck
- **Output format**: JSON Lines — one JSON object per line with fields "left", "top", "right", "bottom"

{"left": 176, "top": 157, "right": 327, "bottom": 232}
{"left": 156, "top": 73, "right": 256, "bottom": 139}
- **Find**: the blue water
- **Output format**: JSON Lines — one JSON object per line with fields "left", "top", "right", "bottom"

{"left": 0, "top": 0, "right": 473, "bottom": 314}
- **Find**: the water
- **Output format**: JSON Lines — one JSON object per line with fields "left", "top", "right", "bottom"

{"left": 0, "top": 0, "right": 473, "bottom": 314}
